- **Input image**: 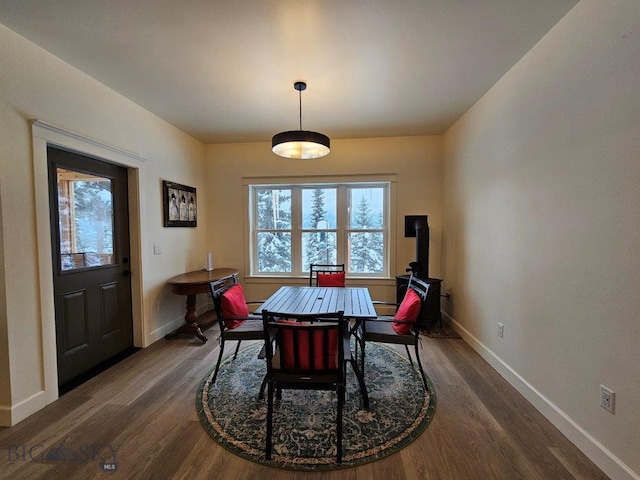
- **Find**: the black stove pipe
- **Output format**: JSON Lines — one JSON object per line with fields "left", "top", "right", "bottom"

{"left": 414, "top": 217, "right": 429, "bottom": 279}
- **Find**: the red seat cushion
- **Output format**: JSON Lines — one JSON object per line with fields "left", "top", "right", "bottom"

{"left": 221, "top": 284, "right": 249, "bottom": 329}
{"left": 317, "top": 272, "right": 346, "bottom": 287}
{"left": 392, "top": 288, "right": 422, "bottom": 334}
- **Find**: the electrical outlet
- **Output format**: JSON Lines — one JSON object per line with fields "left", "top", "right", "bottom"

{"left": 497, "top": 322, "right": 504, "bottom": 338}
{"left": 600, "top": 385, "right": 615, "bottom": 413}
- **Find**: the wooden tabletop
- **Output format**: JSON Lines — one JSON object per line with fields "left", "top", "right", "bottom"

{"left": 168, "top": 267, "right": 238, "bottom": 286}
{"left": 168, "top": 267, "right": 238, "bottom": 297}
{"left": 255, "top": 286, "right": 377, "bottom": 318}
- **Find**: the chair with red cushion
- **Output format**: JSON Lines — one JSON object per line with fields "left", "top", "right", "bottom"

{"left": 209, "top": 274, "right": 264, "bottom": 387}
{"left": 261, "top": 310, "right": 347, "bottom": 463}
{"left": 359, "top": 275, "right": 430, "bottom": 391}
{"left": 309, "top": 263, "right": 346, "bottom": 287}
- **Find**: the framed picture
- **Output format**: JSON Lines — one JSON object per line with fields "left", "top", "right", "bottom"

{"left": 163, "top": 180, "right": 197, "bottom": 227}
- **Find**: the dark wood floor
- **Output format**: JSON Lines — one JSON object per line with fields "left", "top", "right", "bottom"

{"left": 0, "top": 325, "right": 609, "bottom": 480}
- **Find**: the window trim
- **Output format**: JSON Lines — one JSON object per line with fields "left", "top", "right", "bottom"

{"left": 244, "top": 174, "right": 397, "bottom": 280}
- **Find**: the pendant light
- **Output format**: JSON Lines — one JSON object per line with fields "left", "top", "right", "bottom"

{"left": 272, "top": 81, "right": 330, "bottom": 159}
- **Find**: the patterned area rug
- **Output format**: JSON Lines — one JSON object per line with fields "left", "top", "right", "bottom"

{"left": 196, "top": 342, "right": 436, "bottom": 471}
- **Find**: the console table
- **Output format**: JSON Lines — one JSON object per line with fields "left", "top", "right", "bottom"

{"left": 166, "top": 267, "right": 238, "bottom": 343}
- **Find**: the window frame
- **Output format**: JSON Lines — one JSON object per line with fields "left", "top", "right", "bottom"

{"left": 246, "top": 175, "right": 396, "bottom": 279}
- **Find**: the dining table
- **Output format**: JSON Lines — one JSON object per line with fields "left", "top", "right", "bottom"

{"left": 255, "top": 285, "right": 376, "bottom": 408}
{"left": 254, "top": 285, "right": 377, "bottom": 319}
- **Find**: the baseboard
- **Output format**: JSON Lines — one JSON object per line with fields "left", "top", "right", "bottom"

{"left": 147, "top": 302, "right": 215, "bottom": 345}
{"left": 443, "top": 312, "right": 639, "bottom": 480}
{"left": 0, "top": 404, "right": 10, "bottom": 427}
{"left": 0, "top": 390, "right": 48, "bottom": 427}
{"left": 147, "top": 315, "right": 186, "bottom": 344}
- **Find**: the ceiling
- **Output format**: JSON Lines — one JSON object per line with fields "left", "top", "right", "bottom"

{"left": 0, "top": 0, "right": 578, "bottom": 144}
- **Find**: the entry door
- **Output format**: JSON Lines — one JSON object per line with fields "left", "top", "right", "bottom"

{"left": 47, "top": 146, "right": 133, "bottom": 386}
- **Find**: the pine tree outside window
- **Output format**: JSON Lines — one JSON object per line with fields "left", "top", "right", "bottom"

{"left": 348, "top": 187, "right": 385, "bottom": 274}
{"left": 255, "top": 188, "right": 292, "bottom": 273}
{"left": 302, "top": 187, "right": 337, "bottom": 269}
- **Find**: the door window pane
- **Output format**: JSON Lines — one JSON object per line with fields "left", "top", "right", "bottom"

{"left": 57, "top": 168, "right": 115, "bottom": 271}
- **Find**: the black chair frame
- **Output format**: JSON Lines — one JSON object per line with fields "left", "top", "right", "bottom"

{"left": 358, "top": 275, "right": 430, "bottom": 391}
{"left": 261, "top": 310, "right": 347, "bottom": 463}
{"left": 309, "top": 263, "right": 346, "bottom": 286}
{"left": 209, "top": 274, "right": 265, "bottom": 391}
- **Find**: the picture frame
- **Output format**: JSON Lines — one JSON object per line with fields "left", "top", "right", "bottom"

{"left": 163, "top": 180, "right": 197, "bottom": 227}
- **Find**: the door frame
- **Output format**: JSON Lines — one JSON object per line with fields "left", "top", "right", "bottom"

{"left": 31, "top": 120, "right": 145, "bottom": 407}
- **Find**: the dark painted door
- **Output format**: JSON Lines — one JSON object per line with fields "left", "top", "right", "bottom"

{"left": 47, "top": 146, "right": 133, "bottom": 386}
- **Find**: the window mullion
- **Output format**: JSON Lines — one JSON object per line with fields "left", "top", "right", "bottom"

{"left": 251, "top": 186, "right": 260, "bottom": 274}
{"left": 336, "top": 185, "right": 348, "bottom": 267}
{"left": 290, "top": 186, "right": 302, "bottom": 275}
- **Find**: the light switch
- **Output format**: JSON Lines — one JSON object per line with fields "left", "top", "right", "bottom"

{"left": 153, "top": 244, "right": 162, "bottom": 255}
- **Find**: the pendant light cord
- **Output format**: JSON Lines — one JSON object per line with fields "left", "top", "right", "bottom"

{"left": 298, "top": 88, "right": 303, "bottom": 130}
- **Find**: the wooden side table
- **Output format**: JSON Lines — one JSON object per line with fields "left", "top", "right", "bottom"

{"left": 166, "top": 267, "right": 238, "bottom": 343}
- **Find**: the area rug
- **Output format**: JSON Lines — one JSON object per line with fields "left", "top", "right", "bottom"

{"left": 196, "top": 342, "right": 436, "bottom": 471}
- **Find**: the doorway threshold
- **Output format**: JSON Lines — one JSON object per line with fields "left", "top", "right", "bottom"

{"left": 58, "top": 347, "right": 142, "bottom": 396}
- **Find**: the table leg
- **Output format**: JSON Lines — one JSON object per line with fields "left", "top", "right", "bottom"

{"left": 348, "top": 320, "right": 369, "bottom": 409}
{"left": 165, "top": 293, "right": 208, "bottom": 343}
{"left": 348, "top": 357, "right": 369, "bottom": 409}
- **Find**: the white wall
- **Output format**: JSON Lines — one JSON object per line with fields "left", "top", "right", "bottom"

{"left": 442, "top": 1, "right": 640, "bottom": 479}
{"left": 205, "top": 136, "right": 443, "bottom": 302}
{"left": 0, "top": 178, "right": 9, "bottom": 414}
{"left": 0, "top": 23, "right": 210, "bottom": 425}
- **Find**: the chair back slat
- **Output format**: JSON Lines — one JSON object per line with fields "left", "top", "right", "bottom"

{"left": 407, "top": 275, "right": 429, "bottom": 303}
{"left": 309, "top": 263, "right": 345, "bottom": 286}
{"left": 403, "top": 276, "right": 429, "bottom": 335}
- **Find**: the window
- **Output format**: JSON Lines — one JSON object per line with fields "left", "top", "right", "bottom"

{"left": 56, "top": 168, "right": 115, "bottom": 271}
{"left": 249, "top": 182, "right": 389, "bottom": 277}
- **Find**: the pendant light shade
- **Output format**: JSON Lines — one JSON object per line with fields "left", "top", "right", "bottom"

{"left": 272, "top": 82, "right": 330, "bottom": 159}
{"left": 271, "top": 130, "right": 330, "bottom": 159}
